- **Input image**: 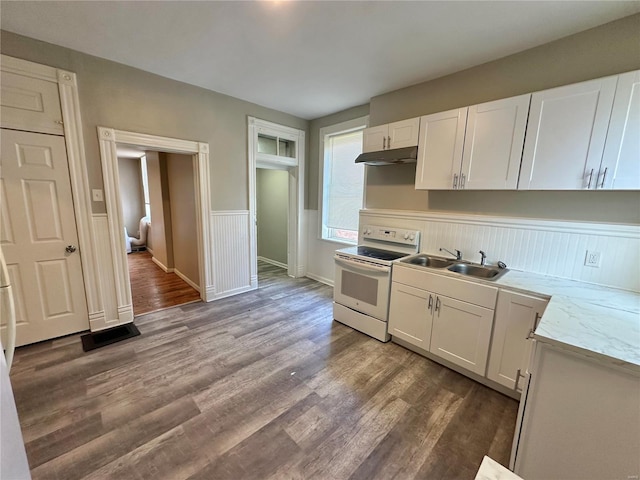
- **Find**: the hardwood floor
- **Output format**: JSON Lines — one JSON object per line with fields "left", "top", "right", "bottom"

{"left": 10, "top": 262, "right": 518, "bottom": 480}
{"left": 128, "top": 250, "right": 201, "bottom": 316}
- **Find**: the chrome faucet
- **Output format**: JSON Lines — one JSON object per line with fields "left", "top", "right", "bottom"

{"left": 479, "top": 250, "right": 487, "bottom": 266}
{"left": 440, "top": 247, "right": 462, "bottom": 260}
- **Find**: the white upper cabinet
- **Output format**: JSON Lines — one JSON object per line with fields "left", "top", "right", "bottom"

{"left": 415, "top": 108, "right": 467, "bottom": 189}
{"left": 362, "top": 118, "right": 419, "bottom": 153}
{"left": 518, "top": 76, "right": 618, "bottom": 190}
{"left": 461, "top": 94, "right": 531, "bottom": 190}
{"left": 599, "top": 70, "right": 640, "bottom": 190}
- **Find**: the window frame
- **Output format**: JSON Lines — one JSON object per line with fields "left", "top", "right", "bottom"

{"left": 318, "top": 115, "right": 369, "bottom": 245}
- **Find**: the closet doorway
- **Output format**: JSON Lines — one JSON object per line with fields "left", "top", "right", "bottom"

{"left": 116, "top": 146, "right": 201, "bottom": 315}
{"left": 248, "top": 118, "right": 305, "bottom": 287}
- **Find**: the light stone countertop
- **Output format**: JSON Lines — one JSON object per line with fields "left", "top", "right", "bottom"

{"left": 474, "top": 456, "right": 523, "bottom": 480}
{"left": 394, "top": 258, "right": 640, "bottom": 373}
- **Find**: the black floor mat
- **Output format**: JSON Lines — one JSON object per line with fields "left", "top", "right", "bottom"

{"left": 81, "top": 324, "right": 141, "bottom": 352}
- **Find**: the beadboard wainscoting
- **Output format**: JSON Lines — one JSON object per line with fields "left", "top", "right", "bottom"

{"left": 210, "top": 211, "right": 253, "bottom": 299}
{"left": 91, "top": 214, "right": 134, "bottom": 330}
{"left": 361, "top": 209, "right": 640, "bottom": 292}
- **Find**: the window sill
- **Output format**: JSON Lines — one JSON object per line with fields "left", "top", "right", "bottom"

{"left": 318, "top": 237, "right": 357, "bottom": 247}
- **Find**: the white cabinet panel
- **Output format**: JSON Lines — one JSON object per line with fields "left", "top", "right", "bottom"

{"left": 518, "top": 76, "right": 617, "bottom": 190}
{"left": 487, "top": 290, "right": 548, "bottom": 391}
{"left": 388, "top": 118, "right": 420, "bottom": 149}
{"left": 388, "top": 282, "right": 433, "bottom": 350}
{"left": 461, "top": 95, "right": 531, "bottom": 190}
{"left": 362, "top": 118, "right": 420, "bottom": 153}
{"left": 429, "top": 294, "right": 494, "bottom": 375}
{"left": 415, "top": 108, "right": 467, "bottom": 190}
{"left": 0, "top": 71, "right": 64, "bottom": 136}
{"left": 600, "top": 70, "right": 640, "bottom": 190}
{"left": 362, "top": 125, "right": 388, "bottom": 153}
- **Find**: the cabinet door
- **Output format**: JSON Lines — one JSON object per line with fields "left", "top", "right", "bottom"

{"left": 0, "top": 71, "right": 64, "bottom": 136}
{"left": 362, "top": 125, "right": 388, "bottom": 153}
{"left": 388, "top": 117, "right": 420, "bottom": 149}
{"left": 415, "top": 108, "right": 467, "bottom": 190}
{"left": 388, "top": 282, "right": 433, "bottom": 350}
{"left": 487, "top": 291, "right": 548, "bottom": 391}
{"left": 518, "top": 76, "right": 617, "bottom": 190}
{"left": 461, "top": 94, "right": 531, "bottom": 190}
{"left": 429, "top": 294, "right": 494, "bottom": 375}
{"left": 599, "top": 70, "right": 640, "bottom": 190}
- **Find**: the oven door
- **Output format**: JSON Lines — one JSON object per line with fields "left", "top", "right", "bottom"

{"left": 333, "top": 255, "right": 391, "bottom": 321}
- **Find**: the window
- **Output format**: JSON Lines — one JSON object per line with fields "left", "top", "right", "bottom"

{"left": 320, "top": 116, "right": 368, "bottom": 244}
{"left": 140, "top": 155, "right": 151, "bottom": 221}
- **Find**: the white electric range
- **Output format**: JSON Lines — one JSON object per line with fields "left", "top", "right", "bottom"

{"left": 333, "top": 224, "right": 420, "bottom": 342}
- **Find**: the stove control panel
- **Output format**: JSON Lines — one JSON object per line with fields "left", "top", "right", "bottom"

{"left": 361, "top": 225, "right": 420, "bottom": 247}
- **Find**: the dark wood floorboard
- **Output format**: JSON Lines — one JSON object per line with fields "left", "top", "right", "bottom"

{"left": 127, "top": 250, "right": 201, "bottom": 316}
{"left": 10, "top": 261, "right": 518, "bottom": 480}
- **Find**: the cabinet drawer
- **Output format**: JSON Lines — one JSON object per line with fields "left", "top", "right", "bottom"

{"left": 392, "top": 265, "right": 497, "bottom": 309}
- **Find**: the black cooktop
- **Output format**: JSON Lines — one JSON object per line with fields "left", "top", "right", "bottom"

{"left": 355, "top": 246, "right": 407, "bottom": 261}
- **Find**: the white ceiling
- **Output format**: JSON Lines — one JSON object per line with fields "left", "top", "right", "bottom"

{"left": 2, "top": 1, "right": 639, "bottom": 120}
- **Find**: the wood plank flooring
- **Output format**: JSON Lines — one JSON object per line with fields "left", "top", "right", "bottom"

{"left": 10, "top": 262, "right": 518, "bottom": 480}
{"left": 128, "top": 250, "right": 201, "bottom": 315}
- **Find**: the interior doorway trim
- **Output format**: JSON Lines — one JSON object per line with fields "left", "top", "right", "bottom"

{"left": 97, "top": 127, "right": 213, "bottom": 327}
{"left": 248, "top": 117, "right": 305, "bottom": 284}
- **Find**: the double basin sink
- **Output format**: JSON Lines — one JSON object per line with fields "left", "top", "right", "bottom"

{"left": 400, "top": 254, "right": 508, "bottom": 281}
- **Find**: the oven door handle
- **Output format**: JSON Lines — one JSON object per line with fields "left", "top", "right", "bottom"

{"left": 334, "top": 256, "right": 391, "bottom": 274}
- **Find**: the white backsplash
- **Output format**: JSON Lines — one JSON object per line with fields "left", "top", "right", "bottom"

{"left": 361, "top": 209, "right": 640, "bottom": 292}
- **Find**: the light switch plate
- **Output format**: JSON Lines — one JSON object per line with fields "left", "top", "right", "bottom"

{"left": 92, "top": 189, "right": 104, "bottom": 202}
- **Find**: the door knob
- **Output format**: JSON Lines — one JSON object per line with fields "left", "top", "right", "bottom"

{"left": 65, "top": 245, "right": 77, "bottom": 253}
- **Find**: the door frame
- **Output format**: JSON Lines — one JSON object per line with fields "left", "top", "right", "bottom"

{"left": 97, "top": 128, "right": 213, "bottom": 314}
{"left": 1, "top": 55, "right": 99, "bottom": 331}
{"left": 247, "top": 117, "right": 305, "bottom": 283}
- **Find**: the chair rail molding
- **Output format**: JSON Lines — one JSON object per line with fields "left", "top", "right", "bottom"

{"left": 97, "top": 127, "right": 213, "bottom": 330}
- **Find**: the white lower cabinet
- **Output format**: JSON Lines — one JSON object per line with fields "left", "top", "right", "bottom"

{"left": 389, "top": 265, "right": 498, "bottom": 377}
{"left": 430, "top": 294, "right": 494, "bottom": 376}
{"left": 487, "top": 290, "right": 548, "bottom": 391}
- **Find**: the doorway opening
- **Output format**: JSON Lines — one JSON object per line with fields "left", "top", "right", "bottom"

{"left": 97, "top": 127, "right": 212, "bottom": 327}
{"left": 248, "top": 118, "right": 305, "bottom": 287}
{"left": 116, "top": 146, "right": 201, "bottom": 315}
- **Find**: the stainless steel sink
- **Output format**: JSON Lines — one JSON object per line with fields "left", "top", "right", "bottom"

{"left": 447, "top": 263, "right": 508, "bottom": 280}
{"left": 402, "top": 254, "right": 455, "bottom": 268}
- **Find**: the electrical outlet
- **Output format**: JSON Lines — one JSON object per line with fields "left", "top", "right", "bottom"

{"left": 585, "top": 250, "right": 601, "bottom": 268}
{"left": 92, "top": 189, "right": 104, "bottom": 202}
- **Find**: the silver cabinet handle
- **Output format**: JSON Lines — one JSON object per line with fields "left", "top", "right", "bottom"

{"left": 66, "top": 245, "right": 77, "bottom": 253}
{"left": 515, "top": 368, "right": 526, "bottom": 391}
{"left": 526, "top": 328, "right": 535, "bottom": 340}
{"left": 586, "top": 168, "right": 594, "bottom": 189}
{"left": 453, "top": 174, "right": 458, "bottom": 189}
{"left": 434, "top": 296, "right": 441, "bottom": 313}
{"left": 388, "top": 136, "right": 391, "bottom": 149}
{"left": 460, "top": 173, "right": 466, "bottom": 188}
{"left": 383, "top": 136, "right": 386, "bottom": 150}
{"left": 598, "top": 167, "right": 608, "bottom": 188}
{"left": 428, "top": 294, "right": 433, "bottom": 312}
{"left": 533, "top": 312, "right": 541, "bottom": 329}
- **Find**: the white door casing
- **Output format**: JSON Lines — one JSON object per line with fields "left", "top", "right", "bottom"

{"left": 1, "top": 55, "right": 102, "bottom": 338}
{"left": 0, "top": 129, "right": 89, "bottom": 346}
{"left": 97, "top": 128, "right": 213, "bottom": 327}
{"left": 248, "top": 117, "right": 305, "bottom": 284}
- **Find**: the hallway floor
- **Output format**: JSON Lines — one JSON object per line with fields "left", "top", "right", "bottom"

{"left": 127, "top": 250, "right": 201, "bottom": 316}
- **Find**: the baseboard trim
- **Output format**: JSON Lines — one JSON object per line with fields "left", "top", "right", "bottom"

{"left": 306, "top": 272, "right": 333, "bottom": 287}
{"left": 211, "top": 284, "right": 255, "bottom": 300}
{"left": 151, "top": 256, "right": 173, "bottom": 273}
{"left": 174, "top": 268, "right": 201, "bottom": 292}
{"left": 258, "top": 256, "right": 288, "bottom": 270}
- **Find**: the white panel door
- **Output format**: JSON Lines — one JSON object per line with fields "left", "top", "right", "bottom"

{"left": 362, "top": 125, "right": 388, "bottom": 153}
{"left": 415, "top": 108, "right": 468, "bottom": 190}
{"left": 388, "top": 282, "right": 433, "bottom": 350}
{"left": 599, "top": 70, "right": 640, "bottom": 189}
{"left": 0, "top": 129, "right": 88, "bottom": 346}
{"left": 388, "top": 117, "right": 420, "bottom": 149}
{"left": 487, "top": 290, "right": 548, "bottom": 391}
{"left": 0, "top": 71, "right": 64, "bottom": 136}
{"left": 518, "top": 76, "right": 617, "bottom": 190}
{"left": 429, "top": 294, "right": 494, "bottom": 375}
{"left": 461, "top": 94, "right": 531, "bottom": 190}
